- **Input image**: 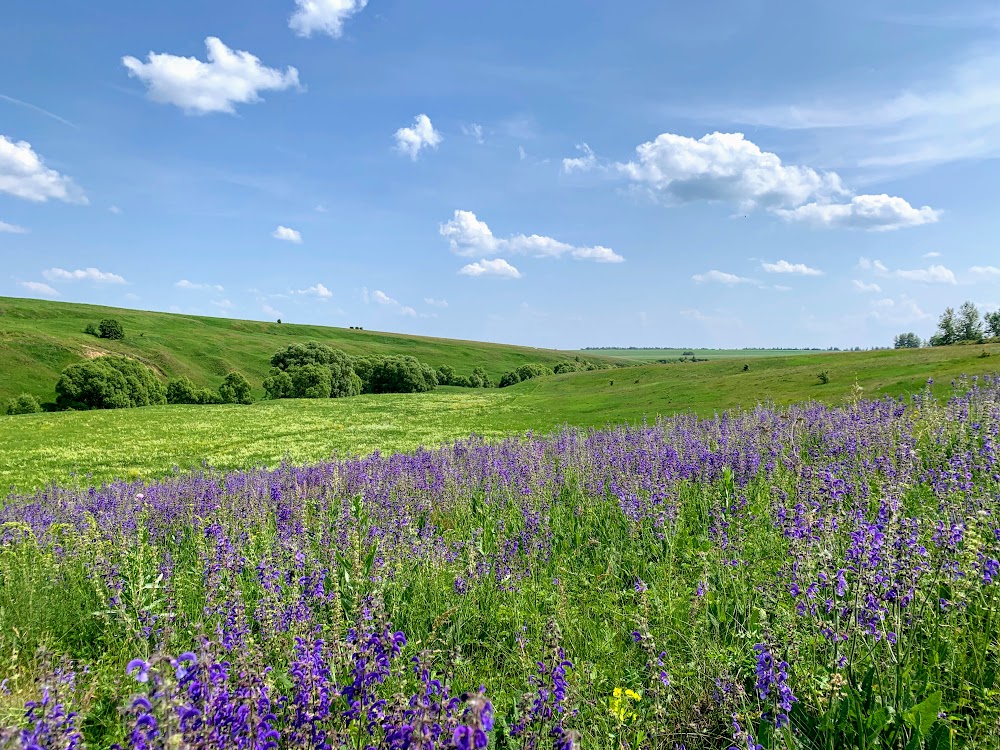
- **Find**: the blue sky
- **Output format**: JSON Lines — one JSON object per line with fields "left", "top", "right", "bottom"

{"left": 2, "top": 0, "right": 999, "bottom": 349}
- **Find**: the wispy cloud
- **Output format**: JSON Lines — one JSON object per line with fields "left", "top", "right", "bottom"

{"left": 424, "top": 297, "right": 449, "bottom": 308}
{"left": 0, "top": 93, "right": 77, "bottom": 128}
{"left": 43, "top": 267, "right": 126, "bottom": 284}
{"left": 176, "top": 279, "right": 224, "bottom": 292}
{"left": 18, "top": 280, "right": 59, "bottom": 297}
{"left": 0, "top": 220, "right": 28, "bottom": 234}
{"left": 761, "top": 259, "right": 823, "bottom": 276}
{"left": 293, "top": 283, "right": 333, "bottom": 299}
{"left": 692, "top": 270, "right": 755, "bottom": 286}
{"left": 362, "top": 287, "right": 416, "bottom": 314}
{"left": 458, "top": 258, "right": 522, "bottom": 279}
{"left": 852, "top": 279, "right": 882, "bottom": 293}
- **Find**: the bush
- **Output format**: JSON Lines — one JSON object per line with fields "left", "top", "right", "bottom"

{"left": 817, "top": 371, "right": 830, "bottom": 385}
{"left": 218, "top": 372, "right": 253, "bottom": 405}
{"left": 291, "top": 364, "right": 333, "bottom": 399}
{"left": 263, "top": 370, "right": 295, "bottom": 400}
{"left": 56, "top": 356, "right": 165, "bottom": 410}
{"left": 196, "top": 388, "right": 222, "bottom": 405}
{"left": 98, "top": 319, "right": 125, "bottom": 340}
{"left": 436, "top": 365, "right": 458, "bottom": 386}
{"left": 84, "top": 322, "right": 100, "bottom": 337}
{"left": 270, "top": 342, "right": 359, "bottom": 399}
{"left": 499, "top": 370, "right": 522, "bottom": 388}
{"left": 166, "top": 377, "right": 200, "bottom": 405}
{"left": 364, "top": 356, "right": 437, "bottom": 394}
{"left": 6, "top": 393, "right": 42, "bottom": 415}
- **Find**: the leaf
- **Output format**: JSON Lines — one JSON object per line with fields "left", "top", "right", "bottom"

{"left": 904, "top": 691, "right": 942, "bottom": 737}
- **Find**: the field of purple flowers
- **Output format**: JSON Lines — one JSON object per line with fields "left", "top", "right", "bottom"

{"left": 2, "top": 376, "right": 1000, "bottom": 748}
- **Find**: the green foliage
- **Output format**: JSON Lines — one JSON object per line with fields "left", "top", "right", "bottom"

{"left": 262, "top": 370, "right": 294, "bottom": 400}
{"left": 893, "top": 332, "right": 922, "bottom": 349}
{"left": 166, "top": 377, "right": 200, "bottom": 405}
{"left": 270, "top": 341, "right": 351, "bottom": 372}
{"left": 987, "top": 310, "right": 1000, "bottom": 339}
{"left": 97, "top": 318, "right": 125, "bottom": 340}
{"left": 83, "top": 322, "right": 99, "bottom": 337}
{"left": 817, "top": 370, "right": 830, "bottom": 384}
{"left": 436, "top": 364, "right": 458, "bottom": 385}
{"left": 5, "top": 393, "right": 42, "bottom": 415}
{"left": 218, "top": 371, "right": 253, "bottom": 405}
{"left": 291, "top": 364, "right": 334, "bottom": 399}
{"left": 500, "top": 362, "right": 555, "bottom": 387}
{"left": 958, "top": 301, "right": 984, "bottom": 343}
{"left": 499, "top": 370, "right": 521, "bottom": 388}
{"left": 363, "top": 355, "right": 438, "bottom": 394}
{"left": 55, "top": 356, "right": 165, "bottom": 410}
{"left": 469, "top": 366, "right": 493, "bottom": 388}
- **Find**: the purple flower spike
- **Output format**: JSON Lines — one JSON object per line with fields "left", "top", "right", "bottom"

{"left": 126, "top": 658, "right": 150, "bottom": 683}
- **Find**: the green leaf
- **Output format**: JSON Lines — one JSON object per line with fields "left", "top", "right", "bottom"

{"left": 904, "top": 691, "right": 942, "bottom": 737}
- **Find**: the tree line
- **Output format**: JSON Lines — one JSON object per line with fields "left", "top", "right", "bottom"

{"left": 895, "top": 302, "right": 1000, "bottom": 349}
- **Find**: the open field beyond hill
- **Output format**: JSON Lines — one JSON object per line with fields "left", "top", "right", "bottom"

{"left": 3, "top": 342, "right": 999, "bottom": 492}
{"left": 0, "top": 297, "right": 627, "bottom": 403}
{"left": 579, "top": 348, "right": 828, "bottom": 361}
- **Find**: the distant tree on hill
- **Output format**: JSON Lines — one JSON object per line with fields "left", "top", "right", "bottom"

{"left": 436, "top": 364, "right": 458, "bottom": 386}
{"left": 218, "top": 372, "right": 253, "bottom": 405}
{"left": 958, "top": 301, "right": 984, "bottom": 343}
{"left": 363, "top": 356, "right": 437, "bottom": 394}
{"left": 56, "top": 356, "right": 165, "bottom": 410}
{"left": 929, "top": 307, "right": 958, "bottom": 347}
{"left": 986, "top": 310, "right": 1000, "bottom": 339}
{"left": 98, "top": 318, "right": 125, "bottom": 340}
{"left": 499, "top": 363, "right": 554, "bottom": 388}
{"left": 269, "top": 342, "right": 360, "bottom": 399}
{"left": 470, "top": 366, "right": 493, "bottom": 388}
{"left": 893, "top": 332, "right": 922, "bottom": 349}
{"left": 6, "top": 393, "right": 41, "bottom": 415}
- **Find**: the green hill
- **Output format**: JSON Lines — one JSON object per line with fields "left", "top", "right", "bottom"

{"left": 0, "top": 296, "right": 627, "bottom": 403}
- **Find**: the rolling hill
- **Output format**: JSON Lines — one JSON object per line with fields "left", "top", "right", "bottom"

{"left": 0, "top": 296, "right": 628, "bottom": 403}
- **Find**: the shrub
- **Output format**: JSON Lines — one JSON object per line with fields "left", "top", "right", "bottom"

{"left": 6, "top": 393, "right": 41, "bottom": 415}
{"left": 56, "top": 356, "right": 165, "bottom": 410}
{"left": 365, "top": 356, "right": 437, "bottom": 394}
{"left": 98, "top": 319, "right": 125, "bottom": 340}
{"left": 270, "top": 342, "right": 351, "bottom": 372}
{"left": 166, "top": 377, "right": 201, "bottom": 405}
{"left": 196, "top": 388, "right": 222, "bottom": 405}
{"left": 817, "top": 371, "right": 830, "bottom": 385}
{"left": 218, "top": 372, "right": 253, "bottom": 405}
{"left": 291, "top": 364, "right": 333, "bottom": 399}
{"left": 436, "top": 365, "right": 458, "bottom": 386}
{"left": 499, "top": 370, "right": 521, "bottom": 388}
{"left": 263, "top": 370, "right": 294, "bottom": 400}
{"left": 84, "top": 322, "right": 100, "bottom": 337}
{"left": 270, "top": 342, "right": 359, "bottom": 399}
{"left": 471, "top": 366, "right": 493, "bottom": 388}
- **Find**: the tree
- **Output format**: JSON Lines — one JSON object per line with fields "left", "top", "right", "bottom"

{"left": 471, "top": 366, "right": 493, "bottom": 388}
{"left": 436, "top": 364, "right": 457, "bottom": 386}
{"left": 929, "top": 307, "right": 958, "bottom": 347}
{"left": 270, "top": 342, "right": 359, "bottom": 399}
{"left": 98, "top": 319, "right": 125, "bottom": 340}
{"left": 263, "top": 370, "right": 294, "bottom": 400}
{"left": 957, "top": 301, "right": 984, "bottom": 342}
{"left": 56, "top": 356, "right": 165, "bottom": 410}
{"left": 291, "top": 364, "right": 333, "bottom": 399}
{"left": 219, "top": 372, "right": 253, "bottom": 405}
{"left": 166, "top": 376, "right": 201, "bottom": 404}
{"left": 365, "top": 356, "right": 437, "bottom": 394}
{"left": 270, "top": 342, "right": 351, "bottom": 371}
{"left": 499, "top": 370, "right": 521, "bottom": 388}
{"left": 893, "top": 332, "right": 922, "bottom": 349}
{"left": 6, "top": 393, "right": 42, "bottom": 415}
{"left": 986, "top": 310, "right": 1000, "bottom": 339}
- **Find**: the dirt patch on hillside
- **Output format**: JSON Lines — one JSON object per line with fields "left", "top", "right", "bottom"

{"left": 82, "top": 346, "right": 110, "bottom": 359}
{"left": 79, "top": 346, "right": 167, "bottom": 377}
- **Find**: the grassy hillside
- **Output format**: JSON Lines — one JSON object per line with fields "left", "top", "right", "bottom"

{"left": 0, "top": 296, "right": 626, "bottom": 403}
{"left": 2, "top": 342, "right": 998, "bottom": 492}
{"left": 578, "top": 347, "right": 830, "bottom": 361}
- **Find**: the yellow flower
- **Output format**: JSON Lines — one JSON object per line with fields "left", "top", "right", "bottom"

{"left": 609, "top": 687, "right": 642, "bottom": 722}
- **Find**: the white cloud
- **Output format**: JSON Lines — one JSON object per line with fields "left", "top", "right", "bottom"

{"left": 0, "top": 220, "right": 28, "bottom": 234}
{"left": 314, "top": 203, "right": 328, "bottom": 213}
{"left": 562, "top": 143, "right": 597, "bottom": 173}
{"left": 858, "top": 257, "right": 890, "bottom": 273}
{"left": 176, "top": 279, "right": 224, "bottom": 292}
{"left": 852, "top": 279, "right": 882, "bottom": 293}
{"left": 43, "top": 267, "right": 126, "bottom": 284}
{"left": 362, "top": 287, "right": 416, "bottom": 313}
{"left": 868, "top": 295, "right": 931, "bottom": 324}
{"left": 462, "top": 123, "right": 485, "bottom": 144}
{"left": 272, "top": 225, "right": 302, "bottom": 243}
{"left": 440, "top": 210, "right": 623, "bottom": 263}
{"left": 122, "top": 37, "right": 300, "bottom": 115}
{"left": 0, "top": 135, "right": 86, "bottom": 203}
{"left": 109, "top": 205, "right": 122, "bottom": 215}
{"left": 212, "top": 299, "right": 234, "bottom": 309}
{"left": 775, "top": 194, "right": 940, "bottom": 231}
{"left": 616, "top": 131, "right": 846, "bottom": 209}
{"left": 518, "top": 146, "right": 527, "bottom": 161}
{"left": 761, "top": 259, "right": 823, "bottom": 276}
{"left": 262, "top": 304, "right": 283, "bottom": 318}
{"left": 293, "top": 283, "right": 333, "bottom": 299}
{"left": 394, "top": 114, "right": 442, "bottom": 160}
{"left": 692, "top": 270, "right": 754, "bottom": 285}
{"left": 289, "top": 0, "right": 367, "bottom": 38}
{"left": 424, "top": 297, "right": 449, "bottom": 308}
{"left": 923, "top": 251, "right": 942, "bottom": 258}
{"left": 18, "top": 281, "right": 59, "bottom": 297}
{"left": 458, "top": 258, "right": 522, "bottom": 279}
{"left": 970, "top": 266, "right": 1000, "bottom": 279}
{"left": 894, "top": 264, "right": 957, "bottom": 284}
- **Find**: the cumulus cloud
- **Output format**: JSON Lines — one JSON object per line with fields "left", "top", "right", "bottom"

{"left": 122, "top": 37, "right": 300, "bottom": 115}
{"left": 394, "top": 114, "right": 442, "bottom": 160}
{"left": 0, "top": 135, "right": 86, "bottom": 203}
{"left": 562, "top": 143, "right": 597, "bottom": 173}
{"left": 969, "top": 266, "right": 1000, "bottom": 279}
{"left": 272, "top": 225, "right": 302, "bottom": 243}
{"left": 290, "top": 0, "right": 368, "bottom": 37}
{"left": 18, "top": 281, "right": 59, "bottom": 297}
{"left": 43, "top": 267, "right": 126, "bottom": 284}
{"left": 176, "top": 279, "right": 224, "bottom": 292}
{"left": 852, "top": 280, "right": 882, "bottom": 293}
{"left": 440, "top": 210, "right": 623, "bottom": 263}
{"left": 362, "top": 287, "right": 415, "bottom": 314}
{"left": 761, "top": 259, "right": 823, "bottom": 276}
{"left": 894, "top": 264, "right": 957, "bottom": 284}
{"left": 775, "top": 194, "right": 940, "bottom": 231}
{"left": 458, "top": 258, "right": 522, "bottom": 279}
{"left": 424, "top": 297, "right": 449, "bottom": 307}
{"left": 293, "top": 283, "right": 333, "bottom": 299}
{"left": 692, "top": 270, "right": 755, "bottom": 285}
{"left": 571, "top": 131, "right": 938, "bottom": 231}
{"left": 0, "top": 220, "right": 28, "bottom": 234}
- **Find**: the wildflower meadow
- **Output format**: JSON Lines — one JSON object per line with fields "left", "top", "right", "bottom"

{"left": 2, "top": 376, "right": 1000, "bottom": 748}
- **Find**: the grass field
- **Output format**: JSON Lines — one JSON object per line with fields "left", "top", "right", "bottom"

{"left": 579, "top": 347, "right": 834, "bottom": 361}
{"left": 0, "top": 296, "right": 625, "bottom": 403}
{"left": 3, "top": 343, "right": 999, "bottom": 492}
